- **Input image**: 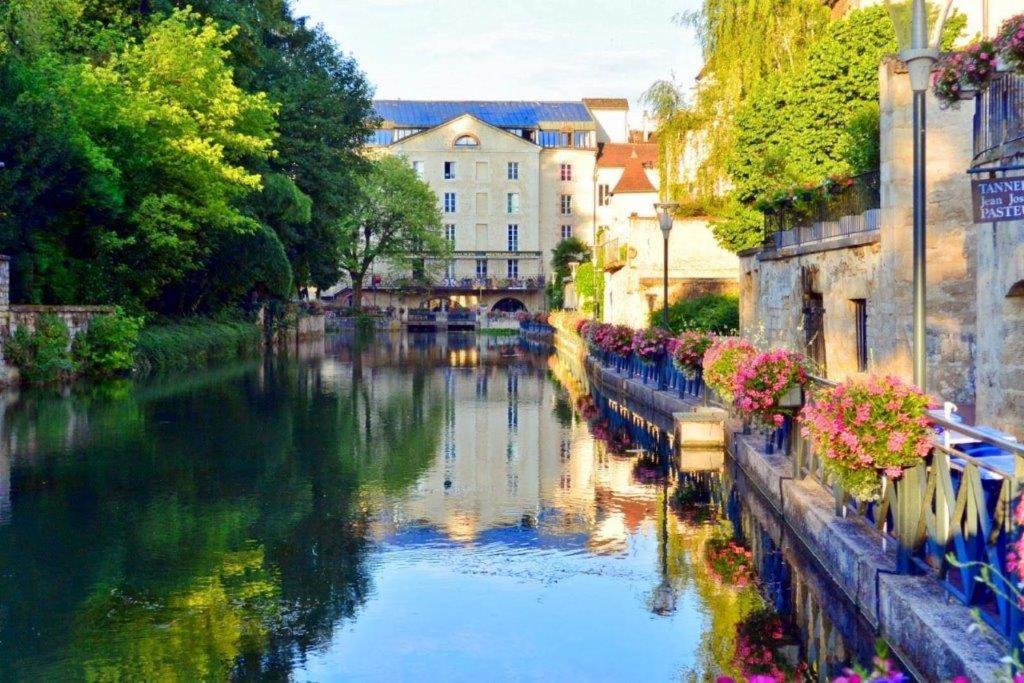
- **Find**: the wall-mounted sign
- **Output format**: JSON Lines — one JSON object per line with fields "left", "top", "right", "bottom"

{"left": 972, "top": 177, "right": 1024, "bottom": 223}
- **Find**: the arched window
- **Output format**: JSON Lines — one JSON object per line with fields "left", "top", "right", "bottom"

{"left": 453, "top": 135, "right": 479, "bottom": 148}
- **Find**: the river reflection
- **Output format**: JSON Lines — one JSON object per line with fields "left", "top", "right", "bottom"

{"left": 1, "top": 334, "right": 762, "bottom": 681}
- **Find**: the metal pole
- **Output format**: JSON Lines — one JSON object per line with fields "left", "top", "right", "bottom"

{"left": 912, "top": 89, "right": 927, "bottom": 390}
{"left": 662, "top": 234, "right": 669, "bottom": 330}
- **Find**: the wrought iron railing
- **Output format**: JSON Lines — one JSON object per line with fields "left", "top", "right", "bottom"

{"left": 974, "top": 72, "right": 1024, "bottom": 167}
{"left": 762, "top": 171, "right": 881, "bottom": 250}
{"left": 365, "top": 275, "right": 545, "bottom": 291}
{"left": 782, "top": 375, "right": 1024, "bottom": 644}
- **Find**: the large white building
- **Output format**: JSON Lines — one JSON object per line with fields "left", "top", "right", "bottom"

{"left": 356, "top": 99, "right": 635, "bottom": 314}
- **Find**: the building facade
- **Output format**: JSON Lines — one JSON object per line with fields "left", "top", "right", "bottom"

{"left": 739, "top": 57, "right": 1024, "bottom": 438}
{"left": 594, "top": 142, "right": 739, "bottom": 328}
{"left": 354, "top": 99, "right": 631, "bottom": 314}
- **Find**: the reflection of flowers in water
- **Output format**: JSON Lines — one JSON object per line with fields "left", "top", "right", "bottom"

{"left": 729, "top": 608, "right": 804, "bottom": 682}
{"left": 632, "top": 455, "right": 664, "bottom": 484}
{"left": 575, "top": 394, "right": 599, "bottom": 421}
{"left": 589, "top": 418, "right": 633, "bottom": 456}
{"left": 705, "top": 535, "right": 754, "bottom": 587}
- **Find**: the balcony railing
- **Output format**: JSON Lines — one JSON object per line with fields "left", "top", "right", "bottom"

{"left": 600, "top": 239, "right": 632, "bottom": 272}
{"left": 762, "top": 171, "right": 881, "bottom": 250}
{"left": 364, "top": 275, "right": 544, "bottom": 291}
{"left": 974, "top": 72, "right": 1024, "bottom": 167}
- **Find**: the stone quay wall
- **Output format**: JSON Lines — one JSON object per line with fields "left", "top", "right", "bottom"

{"left": 553, "top": 323, "right": 1007, "bottom": 681}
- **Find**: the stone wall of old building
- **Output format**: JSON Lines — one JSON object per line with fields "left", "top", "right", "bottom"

{"left": 974, "top": 211, "right": 1024, "bottom": 436}
{"left": 874, "top": 58, "right": 977, "bottom": 408}
{"left": 739, "top": 234, "right": 880, "bottom": 379}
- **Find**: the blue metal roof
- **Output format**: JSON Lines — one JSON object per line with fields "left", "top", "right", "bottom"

{"left": 374, "top": 100, "right": 593, "bottom": 128}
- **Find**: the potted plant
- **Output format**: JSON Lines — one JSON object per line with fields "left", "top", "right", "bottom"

{"left": 995, "top": 13, "right": 1024, "bottom": 73}
{"left": 932, "top": 40, "right": 998, "bottom": 108}
{"left": 670, "top": 329, "right": 715, "bottom": 380}
{"left": 702, "top": 337, "right": 756, "bottom": 404}
{"left": 732, "top": 349, "right": 810, "bottom": 428}
{"left": 632, "top": 326, "right": 671, "bottom": 363}
{"left": 799, "top": 375, "right": 934, "bottom": 502}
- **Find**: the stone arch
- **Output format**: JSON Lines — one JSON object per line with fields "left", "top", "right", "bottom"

{"left": 491, "top": 297, "right": 527, "bottom": 313}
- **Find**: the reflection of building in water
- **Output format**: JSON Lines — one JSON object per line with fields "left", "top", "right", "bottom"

{"left": 363, "top": 362, "right": 672, "bottom": 554}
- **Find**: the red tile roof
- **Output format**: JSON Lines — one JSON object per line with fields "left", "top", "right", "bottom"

{"left": 596, "top": 142, "right": 658, "bottom": 169}
{"left": 598, "top": 143, "right": 659, "bottom": 194}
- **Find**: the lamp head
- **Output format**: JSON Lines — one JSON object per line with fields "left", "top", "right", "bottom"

{"left": 884, "top": 0, "right": 954, "bottom": 91}
{"left": 654, "top": 202, "right": 679, "bottom": 238}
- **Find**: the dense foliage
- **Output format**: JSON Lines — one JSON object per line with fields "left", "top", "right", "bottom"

{"left": 546, "top": 237, "right": 590, "bottom": 309}
{"left": 0, "top": 0, "right": 373, "bottom": 314}
{"left": 134, "top": 318, "right": 263, "bottom": 372}
{"left": 72, "top": 309, "right": 144, "bottom": 378}
{"left": 647, "top": 5, "right": 964, "bottom": 252}
{"left": 4, "top": 314, "right": 75, "bottom": 384}
{"left": 652, "top": 293, "right": 739, "bottom": 334}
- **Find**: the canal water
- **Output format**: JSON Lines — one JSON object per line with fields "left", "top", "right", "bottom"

{"left": 0, "top": 334, "right": 877, "bottom": 681}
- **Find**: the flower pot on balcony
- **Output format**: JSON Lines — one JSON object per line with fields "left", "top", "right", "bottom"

{"left": 958, "top": 84, "right": 979, "bottom": 100}
{"left": 777, "top": 384, "right": 803, "bottom": 409}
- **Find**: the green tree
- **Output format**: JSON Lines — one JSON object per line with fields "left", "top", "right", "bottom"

{"left": 338, "top": 156, "right": 449, "bottom": 311}
{"left": 547, "top": 237, "right": 590, "bottom": 309}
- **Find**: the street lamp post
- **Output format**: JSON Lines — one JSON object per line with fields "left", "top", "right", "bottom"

{"left": 884, "top": 0, "right": 953, "bottom": 576}
{"left": 883, "top": 0, "right": 953, "bottom": 390}
{"left": 654, "top": 203, "right": 679, "bottom": 330}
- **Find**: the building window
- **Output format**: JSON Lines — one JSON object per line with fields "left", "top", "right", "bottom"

{"left": 560, "top": 163, "right": 573, "bottom": 181}
{"left": 560, "top": 194, "right": 572, "bottom": 216}
{"left": 444, "top": 223, "right": 456, "bottom": 242}
{"left": 444, "top": 161, "right": 457, "bottom": 180}
{"left": 538, "top": 130, "right": 570, "bottom": 147}
{"left": 598, "top": 184, "right": 611, "bottom": 206}
{"left": 444, "top": 192, "right": 457, "bottom": 213}
{"left": 369, "top": 129, "right": 393, "bottom": 146}
{"left": 573, "top": 131, "right": 593, "bottom": 148}
{"left": 507, "top": 259, "right": 519, "bottom": 278}
{"left": 506, "top": 192, "right": 520, "bottom": 214}
{"left": 507, "top": 224, "right": 519, "bottom": 252}
{"left": 454, "top": 135, "right": 478, "bottom": 147}
{"left": 853, "top": 299, "right": 868, "bottom": 372}
{"left": 561, "top": 225, "right": 573, "bottom": 241}
{"left": 412, "top": 160, "right": 424, "bottom": 178}
{"left": 445, "top": 260, "right": 455, "bottom": 279}
{"left": 476, "top": 258, "right": 488, "bottom": 278}
{"left": 507, "top": 161, "right": 519, "bottom": 180}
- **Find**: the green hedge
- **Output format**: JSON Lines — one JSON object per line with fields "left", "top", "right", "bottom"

{"left": 134, "top": 319, "right": 262, "bottom": 373}
{"left": 650, "top": 293, "right": 739, "bottom": 334}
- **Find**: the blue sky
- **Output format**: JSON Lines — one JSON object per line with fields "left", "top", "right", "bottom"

{"left": 291, "top": 0, "right": 704, "bottom": 117}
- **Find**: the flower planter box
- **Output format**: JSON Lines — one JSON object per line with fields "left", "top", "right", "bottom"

{"left": 777, "top": 384, "right": 803, "bottom": 409}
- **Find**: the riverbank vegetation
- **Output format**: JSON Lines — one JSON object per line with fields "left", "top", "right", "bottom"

{"left": 134, "top": 318, "right": 263, "bottom": 374}
{"left": 0, "top": 0, "right": 373, "bottom": 315}
{"left": 650, "top": 293, "right": 739, "bottom": 334}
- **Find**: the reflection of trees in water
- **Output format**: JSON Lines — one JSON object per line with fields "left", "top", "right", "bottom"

{"left": 0, "top": 353, "right": 444, "bottom": 680}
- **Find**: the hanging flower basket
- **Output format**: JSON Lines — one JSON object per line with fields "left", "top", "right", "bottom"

{"left": 995, "top": 13, "right": 1024, "bottom": 74}
{"left": 669, "top": 329, "right": 715, "bottom": 380}
{"left": 702, "top": 337, "right": 756, "bottom": 404}
{"left": 932, "top": 40, "right": 998, "bottom": 108}
{"left": 732, "top": 349, "right": 811, "bottom": 427}
{"left": 799, "top": 375, "right": 934, "bottom": 502}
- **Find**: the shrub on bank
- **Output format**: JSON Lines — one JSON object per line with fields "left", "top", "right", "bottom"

{"left": 134, "top": 318, "right": 262, "bottom": 373}
{"left": 4, "top": 314, "right": 75, "bottom": 384}
{"left": 72, "top": 308, "right": 144, "bottom": 378}
{"left": 651, "top": 293, "right": 739, "bottom": 334}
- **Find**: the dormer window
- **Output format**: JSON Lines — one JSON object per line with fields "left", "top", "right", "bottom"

{"left": 454, "top": 135, "right": 479, "bottom": 148}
